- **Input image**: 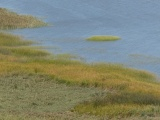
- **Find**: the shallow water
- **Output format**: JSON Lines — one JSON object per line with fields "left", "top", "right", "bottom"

{"left": 0, "top": 0, "right": 160, "bottom": 75}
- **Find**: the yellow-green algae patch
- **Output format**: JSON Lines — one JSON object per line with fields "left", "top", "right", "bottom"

{"left": 0, "top": 8, "right": 47, "bottom": 29}
{"left": 86, "top": 35, "right": 121, "bottom": 41}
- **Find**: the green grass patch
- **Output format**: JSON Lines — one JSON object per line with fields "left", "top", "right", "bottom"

{"left": 0, "top": 33, "right": 49, "bottom": 58}
{"left": 86, "top": 35, "right": 121, "bottom": 41}
{"left": 0, "top": 112, "right": 100, "bottom": 120}
{"left": 0, "top": 32, "right": 32, "bottom": 46}
{"left": 75, "top": 103, "right": 160, "bottom": 119}
{"left": 0, "top": 73, "right": 100, "bottom": 120}
{"left": 9, "top": 47, "right": 50, "bottom": 57}
{"left": 74, "top": 91, "right": 160, "bottom": 118}
{"left": 0, "top": 8, "right": 47, "bottom": 29}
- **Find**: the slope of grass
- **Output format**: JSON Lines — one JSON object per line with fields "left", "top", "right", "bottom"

{"left": 0, "top": 73, "right": 100, "bottom": 120}
{"left": 0, "top": 32, "right": 160, "bottom": 119}
{"left": 74, "top": 91, "right": 160, "bottom": 118}
{"left": 86, "top": 35, "right": 120, "bottom": 41}
{"left": 0, "top": 8, "right": 47, "bottom": 29}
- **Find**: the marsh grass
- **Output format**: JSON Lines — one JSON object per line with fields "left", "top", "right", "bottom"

{"left": 86, "top": 35, "right": 120, "bottom": 41}
{"left": 9, "top": 47, "right": 50, "bottom": 57}
{"left": 0, "top": 32, "right": 49, "bottom": 58}
{"left": 74, "top": 91, "right": 160, "bottom": 117}
{"left": 0, "top": 112, "right": 100, "bottom": 120}
{"left": 0, "top": 73, "right": 100, "bottom": 120}
{"left": 0, "top": 32, "right": 32, "bottom": 46}
{"left": 0, "top": 8, "right": 47, "bottom": 29}
{"left": 0, "top": 32, "right": 160, "bottom": 119}
{"left": 75, "top": 103, "right": 160, "bottom": 118}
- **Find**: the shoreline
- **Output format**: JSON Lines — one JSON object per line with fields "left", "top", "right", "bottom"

{"left": 0, "top": 7, "right": 160, "bottom": 119}
{"left": 1, "top": 1, "right": 160, "bottom": 77}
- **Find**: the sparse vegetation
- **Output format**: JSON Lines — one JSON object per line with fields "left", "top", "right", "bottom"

{"left": 0, "top": 8, "right": 47, "bottom": 29}
{"left": 86, "top": 35, "right": 120, "bottom": 41}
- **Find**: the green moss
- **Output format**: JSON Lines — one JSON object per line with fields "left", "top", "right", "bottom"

{"left": 86, "top": 35, "right": 121, "bottom": 41}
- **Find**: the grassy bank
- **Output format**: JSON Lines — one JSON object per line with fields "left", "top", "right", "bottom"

{"left": 0, "top": 32, "right": 160, "bottom": 119}
{"left": 0, "top": 8, "right": 160, "bottom": 119}
{"left": 0, "top": 73, "right": 100, "bottom": 120}
{"left": 0, "top": 8, "right": 46, "bottom": 29}
{"left": 86, "top": 35, "right": 120, "bottom": 41}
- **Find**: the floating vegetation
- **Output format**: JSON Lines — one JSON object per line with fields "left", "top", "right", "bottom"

{"left": 86, "top": 35, "right": 121, "bottom": 41}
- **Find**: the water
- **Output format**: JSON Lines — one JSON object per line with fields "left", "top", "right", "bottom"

{"left": 0, "top": 0, "right": 160, "bottom": 75}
